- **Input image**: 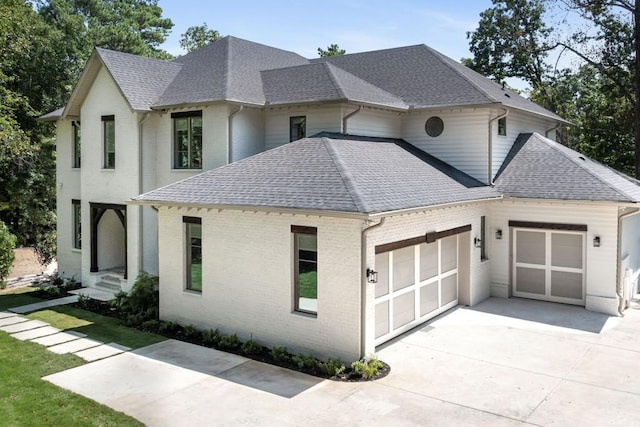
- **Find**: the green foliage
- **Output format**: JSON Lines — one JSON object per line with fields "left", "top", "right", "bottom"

{"left": 351, "top": 357, "right": 383, "bottom": 379}
{"left": 270, "top": 346, "right": 291, "bottom": 363}
{"left": 318, "top": 43, "right": 346, "bottom": 57}
{"left": 0, "top": 221, "right": 16, "bottom": 284}
{"left": 202, "top": 328, "right": 221, "bottom": 347}
{"left": 121, "top": 272, "right": 159, "bottom": 321}
{"left": 218, "top": 333, "right": 241, "bottom": 351}
{"left": 179, "top": 22, "right": 222, "bottom": 52}
{"left": 241, "top": 335, "right": 264, "bottom": 355}
{"left": 318, "top": 358, "right": 346, "bottom": 376}
{"left": 183, "top": 324, "right": 200, "bottom": 340}
{"left": 292, "top": 353, "right": 318, "bottom": 370}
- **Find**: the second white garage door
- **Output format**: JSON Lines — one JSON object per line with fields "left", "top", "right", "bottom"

{"left": 374, "top": 234, "right": 459, "bottom": 345}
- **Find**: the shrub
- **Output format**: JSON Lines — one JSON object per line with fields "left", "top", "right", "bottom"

{"left": 0, "top": 223, "right": 17, "bottom": 286}
{"left": 50, "top": 272, "right": 64, "bottom": 288}
{"left": 117, "top": 272, "right": 159, "bottom": 322}
{"left": 241, "top": 335, "right": 264, "bottom": 355}
{"left": 202, "top": 328, "right": 221, "bottom": 347}
{"left": 183, "top": 324, "right": 200, "bottom": 341}
{"left": 292, "top": 353, "right": 318, "bottom": 370}
{"left": 318, "top": 358, "right": 346, "bottom": 377}
{"left": 140, "top": 319, "right": 161, "bottom": 332}
{"left": 218, "top": 333, "right": 241, "bottom": 351}
{"left": 109, "top": 291, "right": 129, "bottom": 311}
{"left": 158, "top": 320, "right": 181, "bottom": 335}
{"left": 76, "top": 293, "right": 90, "bottom": 308}
{"left": 351, "top": 357, "right": 384, "bottom": 379}
{"left": 271, "top": 346, "right": 291, "bottom": 363}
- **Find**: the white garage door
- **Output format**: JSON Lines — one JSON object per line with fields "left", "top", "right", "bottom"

{"left": 513, "top": 228, "right": 585, "bottom": 305}
{"left": 374, "top": 234, "right": 459, "bottom": 345}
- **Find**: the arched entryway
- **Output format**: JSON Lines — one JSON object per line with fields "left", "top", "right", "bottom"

{"left": 90, "top": 202, "right": 127, "bottom": 279}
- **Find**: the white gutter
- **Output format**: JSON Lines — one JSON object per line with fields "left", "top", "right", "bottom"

{"left": 616, "top": 207, "right": 640, "bottom": 315}
{"left": 137, "top": 113, "right": 151, "bottom": 279}
{"left": 545, "top": 122, "right": 561, "bottom": 139}
{"left": 360, "top": 217, "right": 385, "bottom": 358}
{"left": 488, "top": 108, "right": 509, "bottom": 185}
{"left": 342, "top": 105, "right": 363, "bottom": 134}
{"left": 228, "top": 105, "right": 244, "bottom": 164}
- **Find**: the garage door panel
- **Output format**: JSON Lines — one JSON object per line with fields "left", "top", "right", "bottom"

{"left": 393, "top": 291, "right": 416, "bottom": 330}
{"left": 375, "top": 301, "right": 389, "bottom": 339}
{"left": 420, "top": 282, "right": 439, "bottom": 316}
{"left": 393, "top": 246, "right": 415, "bottom": 291}
{"left": 551, "top": 271, "right": 583, "bottom": 299}
{"left": 441, "top": 274, "right": 457, "bottom": 305}
{"left": 441, "top": 236, "right": 457, "bottom": 273}
{"left": 516, "top": 231, "right": 545, "bottom": 265}
{"left": 375, "top": 253, "right": 389, "bottom": 298}
{"left": 552, "top": 234, "right": 583, "bottom": 269}
{"left": 516, "top": 267, "right": 546, "bottom": 295}
{"left": 420, "top": 242, "right": 438, "bottom": 281}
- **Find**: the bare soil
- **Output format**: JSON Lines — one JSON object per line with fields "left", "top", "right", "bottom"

{"left": 9, "top": 247, "right": 55, "bottom": 278}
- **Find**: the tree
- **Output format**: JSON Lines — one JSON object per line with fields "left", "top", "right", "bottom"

{"left": 0, "top": 221, "right": 17, "bottom": 286}
{"left": 179, "top": 23, "right": 222, "bottom": 52}
{"left": 318, "top": 44, "right": 346, "bottom": 57}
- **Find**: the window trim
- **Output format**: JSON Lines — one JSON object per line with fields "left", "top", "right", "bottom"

{"left": 184, "top": 216, "right": 202, "bottom": 293}
{"left": 480, "top": 216, "right": 488, "bottom": 261}
{"left": 497, "top": 117, "right": 507, "bottom": 136}
{"left": 72, "top": 199, "right": 81, "bottom": 250}
{"left": 72, "top": 122, "right": 81, "bottom": 169}
{"left": 292, "top": 225, "right": 317, "bottom": 315}
{"left": 289, "top": 116, "right": 306, "bottom": 142}
{"left": 172, "top": 111, "right": 203, "bottom": 170}
{"left": 102, "top": 115, "right": 115, "bottom": 169}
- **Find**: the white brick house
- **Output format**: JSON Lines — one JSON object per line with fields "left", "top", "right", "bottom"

{"left": 44, "top": 36, "right": 640, "bottom": 361}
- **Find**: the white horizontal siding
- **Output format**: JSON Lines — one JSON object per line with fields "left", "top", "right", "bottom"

{"left": 264, "top": 106, "right": 342, "bottom": 150}
{"left": 402, "top": 109, "right": 490, "bottom": 183}
{"left": 346, "top": 108, "right": 401, "bottom": 138}
{"left": 490, "top": 200, "right": 619, "bottom": 299}
{"left": 231, "top": 107, "right": 264, "bottom": 162}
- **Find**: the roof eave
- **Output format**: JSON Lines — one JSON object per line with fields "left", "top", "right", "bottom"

{"left": 367, "top": 195, "right": 503, "bottom": 219}
{"left": 500, "top": 195, "right": 640, "bottom": 206}
{"left": 151, "top": 99, "right": 265, "bottom": 111}
{"left": 265, "top": 98, "right": 408, "bottom": 112}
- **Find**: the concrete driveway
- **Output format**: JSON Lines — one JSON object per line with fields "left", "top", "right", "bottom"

{"left": 44, "top": 297, "right": 640, "bottom": 426}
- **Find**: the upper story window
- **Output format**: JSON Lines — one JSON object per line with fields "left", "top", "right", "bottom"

{"left": 72, "top": 122, "right": 81, "bottom": 168}
{"left": 172, "top": 111, "right": 202, "bottom": 169}
{"left": 292, "top": 225, "right": 317, "bottom": 315}
{"left": 290, "top": 116, "right": 306, "bottom": 142}
{"left": 498, "top": 117, "right": 507, "bottom": 136}
{"left": 102, "top": 115, "right": 115, "bottom": 169}
{"left": 425, "top": 116, "right": 444, "bottom": 137}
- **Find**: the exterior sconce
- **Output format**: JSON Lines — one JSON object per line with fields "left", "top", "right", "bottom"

{"left": 593, "top": 236, "right": 601, "bottom": 247}
{"left": 495, "top": 229, "right": 502, "bottom": 240}
{"left": 474, "top": 237, "right": 482, "bottom": 248}
{"left": 366, "top": 268, "right": 378, "bottom": 284}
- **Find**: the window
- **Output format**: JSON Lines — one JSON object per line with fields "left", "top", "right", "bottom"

{"left": 498, "top": 117, "right": 507, "bottom": 136}
{"left": 184, "top": 217, "right": 202, "bottom": 292}
{"left": 172, "top": 111, "right": 202, "bottom": 169}
{"left": 102, "top": 115, "right": 115, "bottom": 168}
{"left": 72, "top": 199, "right": 81, "bottom": 249}
{"left": 425, "top": 116, "right": 444, "bottom": 137}
{"left": 290, "top": 116, "right": 306, "bottom": 142}
{"left": 480, "top": 216, "right": 488, "bottom": 261}
{"left": 292, "top": 225, "right": 317, "bottom": 314}
{"left": 72, "top": 122, "right": 81, "bottom": 168}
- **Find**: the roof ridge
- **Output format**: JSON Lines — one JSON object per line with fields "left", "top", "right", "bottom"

{"left": 534, "top": 132, "right": 631, "bottom": 200}
{"left": 322, "top": 62, "right": 346, "bottom": 99}
{"left": 419, "top": 45, "right": 496, "bottom": 104}
{"left": 321, "top": 138, "right": 369, "bottom": 212}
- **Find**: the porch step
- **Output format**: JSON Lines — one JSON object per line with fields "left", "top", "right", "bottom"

{"left": 95, "top": 281, "right": 122, "bottom": 293}
{"left": 101, "top": 275, "right": 122, "bottom": 285}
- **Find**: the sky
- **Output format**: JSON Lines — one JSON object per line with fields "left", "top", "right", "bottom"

{"left": 157, "top": 0, "right": 494, "bottom": 61}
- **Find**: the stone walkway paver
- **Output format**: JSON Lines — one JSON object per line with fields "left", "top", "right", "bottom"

{"left": 9, "top": 295, "right": 78, "bottom": 314}
{"left": 48, "top": 337, "right": 104, "bottom": 354}
{"left": 75, "top": 343, "right": 130, "bottom": 362}
{"left": 0, "top": 319, "right": 48, "bottom": 334}
{"left": 0, "top": 315, "right": 28, "bottom": 327}
{"left": 11, "top": 325, "right": 61, "bottom": 341}
{"left": 0, "top": 311, "right": 17, "bottom": 319}
{"left": 31, "top": 331, "right": 86, "bottom": 347}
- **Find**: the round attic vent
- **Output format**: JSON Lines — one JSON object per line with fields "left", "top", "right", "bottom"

{"left": 425, "top": 116, "right": 444, "bottom": 137}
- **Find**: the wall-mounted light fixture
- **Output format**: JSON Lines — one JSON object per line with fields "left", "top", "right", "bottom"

{"left": 366, "top": 268, "right": 378, "bottom": 284}
{"left": 495, "top": 229, "right": 502, "bottom": 240}
{"left": 593, "top": 236, "right": 601, "bottom": 247}
{"left": 474, "top": 237, "right": 482, "bottom": 248}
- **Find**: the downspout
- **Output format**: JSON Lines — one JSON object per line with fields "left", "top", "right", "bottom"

{"left": 137, "top": 113, "right": 150, "bottom": 279}
{"left": 360, "top": 217, "right": 385, "bottom": 358}
{"left": 488, "top": 108, "right": 509, "bottom": 185}
{"left": 228, "top": 105, "right": 244, "bottom": 164}
{"left": 342, "top": 105, "right": 363, "bottom": 134}
{"left": 616, "top": 207, "right": 640, "bottom": 315}
{"left": 545, "top": 122, "right": 561, "bottom": 139}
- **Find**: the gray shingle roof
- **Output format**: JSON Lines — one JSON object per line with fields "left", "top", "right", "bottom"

{"left": 96, "top": 48, "right": 183, "bottom": 111}
{"left": 154, "top": 36, "right": 309, "bottom": 107}
{"left": 494, "top": 133, "right": 640, "bottom": 202}
{"left": 261, "top": 62, "right": 407, "bottom": 109}
{"left": 134, "top": 133, "right": 500, "bottom": 214}
{"left": 314, "top": 45, "right": 567, "bottom": 122}
{"left": 39, "top": 107, "right": 64, "bottom": 121}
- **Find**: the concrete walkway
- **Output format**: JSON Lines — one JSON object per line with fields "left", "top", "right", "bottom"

{"left": 0, "top": 310, "right": 130, "bottom": 362}
{"left": 9, "top": 295, "right": 78, "bottom": 314}
{"left": 40, "top": 297, "right": 640, "bottom": 426}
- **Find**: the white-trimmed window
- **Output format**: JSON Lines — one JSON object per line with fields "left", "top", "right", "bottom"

{"left": 102, "top": 115, "right": 115, "bottom": 168}
{"left": 184, "top": 216, "right": 202, "bottom": 292}
{"left": 498, "top": 117, "right": 507, "bottom": 136}
{"left": 173, "top": 111, "right": 202, "bottom": 169}
{"left": 290, "top": 116, "right": 306, "bottom": 142}
{"left": 292, "top": 225, "right": 317, "bottom": 314}
{"left": 72, "top": 199, "right": 81, "bottom": 249}
{"left": 72, "top": 122, "right": 81, "bottom": 168}
{"left": 480, "top": 216, "right": 488, "bottom": 261}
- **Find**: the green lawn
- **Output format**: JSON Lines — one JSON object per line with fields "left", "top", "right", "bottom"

{"left": 26, "top": 306, "right": 166, "bottom": 349}
{"left": 0, "top": 332, "right": 142, "bottom": 426}
{"left": 298, "top": 271, "right": 317, "bottom": 299}
{"left": 0, "top": 287, "right": 44, "bottom": 311}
